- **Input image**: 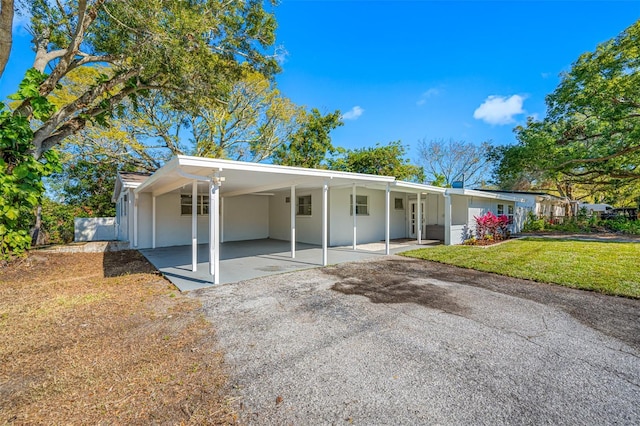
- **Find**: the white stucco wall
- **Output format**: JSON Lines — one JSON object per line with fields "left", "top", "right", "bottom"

{"left": 139, "top": 192, "right": 270, "bottom": 248}
{"left": 136, "top": 192, "right": 153, "bottom": 248}
{"left": 148, "top": 192, "right": 209, "bottom": 248}
{"left": 269, "top": 188, "right": 323, "bottom": 245}
{"left": 329, "top": 188, "right": 406, "bottom": 246}
{"left": 425, "top": 193, "right": 445, "bottom": 225}
{"left": 464, "top": 196, "right": 517, "bottom": 240}
{"left": 223, "top": 195, "right": 269, "bottom": 242}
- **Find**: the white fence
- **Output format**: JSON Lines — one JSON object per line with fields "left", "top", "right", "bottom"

{"left": 74, "top": 217, "right": 116, "bottom": 242}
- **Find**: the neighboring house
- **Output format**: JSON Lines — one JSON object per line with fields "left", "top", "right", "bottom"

{"left": 113, "top": 156, "right": 518, "bottom": 283}
{"left": 577, "top": 203, "right": 614, "bottom": 215}
{"left": 477, "top": 189, "right": 570, "bottom": 232}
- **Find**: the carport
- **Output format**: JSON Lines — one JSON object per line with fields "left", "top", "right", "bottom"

{"left": 140, "top": 238, "right": 432, "bottom": 291}
{"left": 128, "top": 156, "right": 447, "bottom": 286}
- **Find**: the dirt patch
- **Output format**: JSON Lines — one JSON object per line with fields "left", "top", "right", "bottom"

{"left": 0, "top": 251, "right": 235, "bottom": 424}
{"left": 325, "top": 257, "right": 640, "bottom": 350}
{"left": 327, "top": 259, "right": 467, "bottom": 315}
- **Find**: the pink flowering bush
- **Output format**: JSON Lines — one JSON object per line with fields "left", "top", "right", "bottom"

{"left": 465, "top": 211, "right": 510, "bottom": 245}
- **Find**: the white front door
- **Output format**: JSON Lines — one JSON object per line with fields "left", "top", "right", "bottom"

{"left": 409, "top": 201, "right": 425, "bottom": 239}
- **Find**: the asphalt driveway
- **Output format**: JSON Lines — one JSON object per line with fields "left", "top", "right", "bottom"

{"left": 193, "top": 256, "right": 640, "bottom": 425}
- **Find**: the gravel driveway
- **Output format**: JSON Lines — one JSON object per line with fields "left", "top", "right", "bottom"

{"left": 193, "top": 256, "right": 640, "bottom": 425}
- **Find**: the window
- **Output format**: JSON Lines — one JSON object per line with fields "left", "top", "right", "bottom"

{"left": 181, "top": 194, "right": 209, "bottom": 215}
{"left": 497, "top": 203, "right": 514, "bottom": 224}
{"left": 122, "top": 194, "right": 128, "bottom": 216}
{"left": 297, "top": 195, "right": 312, "bottom": 216}
{"left": 394, "top": 198, "right": 404, "bottom": 210}
{"left": 350, "top": 194, "right": 369, "bottom": 216}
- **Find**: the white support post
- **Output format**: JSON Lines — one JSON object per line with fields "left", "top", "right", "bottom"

{"left": 290, "top": 185, "right": 296, "bottom": 258}
{"left": 152, "top": 195, "right": 156, "bottom": 249}
{"left": 385, "top": 183, "right": 390, "bottom": 255}
{"left": 220, "top": 196, "right": 225, "bottom": 243}
{"left": 322, "top": 181, "right": 328, "bottom": 266}
{"left": 133, "top": 193, "right": 139, "bottom": 248}
{"left": 417, "top": 192, "right": 422, "bottom": 244}
{"left": 191, "top": 180, "right": 198, "bottom": 272}
{"left": 352, "top": 183, "right": 357, "bottom": 251}
{"left": 209, "top": 175, "right": 221, "bottom": 284}
{"left": 444, "top": 194, "right": 452, "bottom": 245}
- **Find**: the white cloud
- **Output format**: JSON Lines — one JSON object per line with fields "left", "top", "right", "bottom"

{"left": 416, "top": 87, "right": 440, "bottom": 106}
{"left": 342, "top": 106, "right": 364, "bottom": 120}
{"left": 473, "top": 95, "right": 526, "bottom": 125}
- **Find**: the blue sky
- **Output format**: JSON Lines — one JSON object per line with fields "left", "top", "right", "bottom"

{"left": 1, "top": 1, "right": 639, "bottom": 164}
{"left": 272, "top": 0, "right": 640, "bottom": 159}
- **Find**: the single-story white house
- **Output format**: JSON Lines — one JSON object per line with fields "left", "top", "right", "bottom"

{"left": 476, "top": 189, "right": 570, "bottom": 231}
{"left": 112, "top": 156, "right": 519, "bottom": 283}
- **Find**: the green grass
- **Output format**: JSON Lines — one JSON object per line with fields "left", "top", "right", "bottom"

{"left": 401, "top": 238, "right": 640, "bottom": 298}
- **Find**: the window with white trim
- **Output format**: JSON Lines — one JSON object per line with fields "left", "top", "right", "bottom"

{"left": 297, "top": 195, "right": 312, "bottom": 216}
{"left": 350, "top": 194, "right": 369, "bottom": 216}
{"left": 122, "top": 194, "right": 128, "bottom": 216}
{"left": 497, "top": 203, "right": 514, "bottom": 224}
{"left": 394, "top": 197, "right": 404, "bottom": 210}
{"left": 181, "top": 194, "right": 209, "bottom": 215}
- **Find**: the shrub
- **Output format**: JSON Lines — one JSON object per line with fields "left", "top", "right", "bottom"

{"left": 472, "top": 211, "right": 509, "bottom": 242}
{"left": 522, "top": 211, "right": 546, "bottom": 232}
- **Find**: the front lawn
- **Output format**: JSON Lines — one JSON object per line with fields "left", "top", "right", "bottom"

{"left": 401, "top": 238, "right": 640, "bottom": 298}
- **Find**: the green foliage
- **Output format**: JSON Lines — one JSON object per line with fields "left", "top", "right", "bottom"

{"left": 272, "top": 108, "right": 343, "bottom": 168}
{"left": 521, "top": 209, "right": 640, "bottom": 235}
{"left": 431, "top": 173, "right": 447, "bottom": 187}
{"left": 15, "top": 1, "right": 280, "bottom": 159}
{"left": 40, "top": 198, "right": 84, "bottom": 244}
{"left": 49, "top": 157, "right": 131, "bottom": 217}
{"left": 491, "top": 20, "right": 640, "bottom": 200}
{"left": 402, "top": 238, "right": 640, "bottom": 298}
{"left": 329, "top": 140, "right": 425, "bottom": 182}
{"left": 0, "top": 69, "right": 60, "bottom": 259}
{"left": 599, "top": 219, "right": 640, "bottom": 235}
{"left": 521, "top": 211, "right": 546, "bottom": 232}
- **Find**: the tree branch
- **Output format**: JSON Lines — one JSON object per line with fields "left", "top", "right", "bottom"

{"left": 0, "top": 0, "right": 14, "bottom": 78}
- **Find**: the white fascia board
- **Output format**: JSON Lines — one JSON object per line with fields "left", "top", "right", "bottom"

{"left": 134, "top": 157, "right": 179, "bottom": 194}
{"left": 446, "top": 188, "right": 523, "bottom": 202}
{"left": 176, "top": 155, "right": 396, "bottom": 184}
{"left": 393, "top": 181, "right": 447, "bottom": 194}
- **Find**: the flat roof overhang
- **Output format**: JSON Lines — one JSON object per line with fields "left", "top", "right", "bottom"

{"left": 134, "top": 155, "right": 399, "bottom": 198}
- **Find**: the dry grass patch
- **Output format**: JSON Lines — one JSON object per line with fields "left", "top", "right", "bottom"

{"left": 0, "top": 250, "right": 236, "bottom": 424}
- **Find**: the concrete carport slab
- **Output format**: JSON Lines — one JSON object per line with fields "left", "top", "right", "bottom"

{"left": 140, "top": 238, "right": 434, "bottom": 291}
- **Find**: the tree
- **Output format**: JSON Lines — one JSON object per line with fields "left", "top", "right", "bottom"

{"left": 329, "top": 140, "right": 424, "bottom": 182}
{"left": 54, "top": 69, "right": 302, "bottom": 172}
{"left": 0, "top": 0, "right": 13, "bottom": 77}
{"left": 1, "top": 71, "right": 59, "bottom": 258}
{"left": 185, "top": 71, "right": 302, "bottom": 162}
{"left": 417, "top": 139, "right": 493, "bottom": 187}
{"left": 49, "top": 156, "right": 131, "bottom": 217}
{"left": 13, "top": 0, "right": 278, "bottom": 159}
{"left": 272, "top": 108, "right": 343, "bottom": 168}
{"left": 1, "top": 0, "right": 278, "bottom": 257}
{"left": 492, "top": 20, "right": 640, "bottom": 199}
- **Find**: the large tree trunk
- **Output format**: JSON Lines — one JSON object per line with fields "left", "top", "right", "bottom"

{"left": 30, "top": 205, "right": 47, "bottom": 246}
{"left": 0, "top": 0, "right": 14, "bottom": 79}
